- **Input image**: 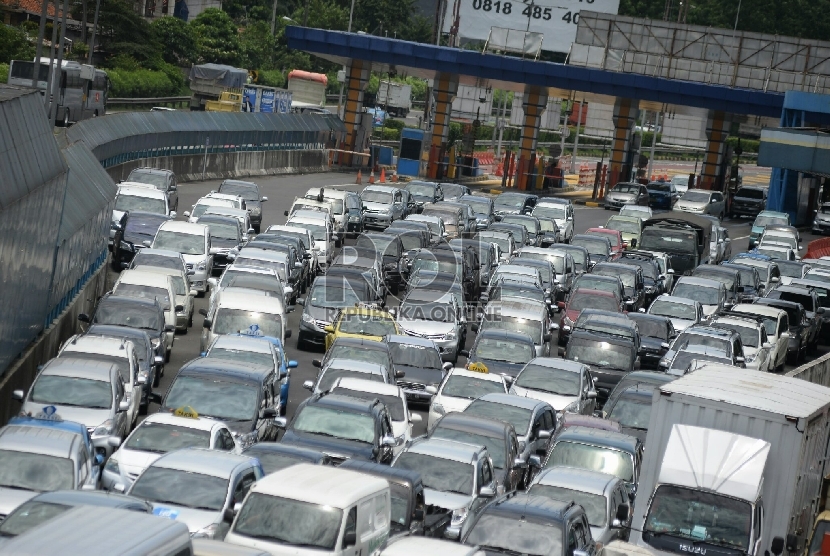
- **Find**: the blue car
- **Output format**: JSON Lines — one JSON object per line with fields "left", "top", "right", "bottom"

{"left": 646, "top": 181, "right": 678, "bottom": 210}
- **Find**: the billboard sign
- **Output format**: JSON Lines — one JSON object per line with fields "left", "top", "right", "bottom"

{"left": 444, "top": 0, "right": 620, "bottom": 54}
{"left": 242, "top": 86, "right": 257, "bottom": 112}
{"left": 260, "top": 89, "right": 275, "bottom": 113}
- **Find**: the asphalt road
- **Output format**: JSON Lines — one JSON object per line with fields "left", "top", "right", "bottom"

{"left": 113, "top": 171, "right": 827, "bottom": 438}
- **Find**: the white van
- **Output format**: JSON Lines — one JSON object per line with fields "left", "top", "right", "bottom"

{"left": 185, "top": 196, "right": 237, "bottom": 223}
{"left": 112, "top": 184, "right": 173, "bottom": 246}
{"left": 304, "top": 186, "right": 351, "bottom": 240}
{"left": 287, "top": 211, "right": 336, "bottom": 271}
{"left": 152, "top": 221, "right": 213, "bottom": 294}
{"left": 225, "top": 463, "right": 391, "bottom": 556}
{"left": 200, "top": 289, "right": 289, "bottom": 353}
{"left": 113, "top": 268, "right": 178, "bottom": 359}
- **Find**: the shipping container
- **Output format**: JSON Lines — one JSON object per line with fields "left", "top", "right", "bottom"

{"left": 377, "top": 81, "right": 412, "bottom": 118}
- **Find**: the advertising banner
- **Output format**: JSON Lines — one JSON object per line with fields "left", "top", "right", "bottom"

{"left": 260, "top": 89, "right": 275, "bottom": 113}
{"left": 242, "top": 86, "right": 258, "bottom": 112}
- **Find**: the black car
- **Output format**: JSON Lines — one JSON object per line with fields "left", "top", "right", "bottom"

{"left": 730, "top": 186, "right": 767, "bottom": 218}
{"left": 572, "top": 234, "right": 613, "bottom": 267}
{"left": 111, "top": 211, "right": 171, "bottom": 270}
{"left": 565, "top": 329, "right": 638, "bottom": 407}
{"left": 589, "top": 264, "right": 642, "bottom": 310}
{"left": 254, "top": 233, "right": 313, "bottom": 290}
{"left": 245, "top": 240, "right": 304, "bottom": 295}
{"left": 428, "top": 412, "right": 523, "bottom": 493}
{"left": 493, "top": 192, "right": 538, "bottom": 219}
{"left": 645, "top": 181, "right": 678, "bottom": 209}
{"left": 86, "top": 324, "right": 160, "bottom": 407}
{"left": 355, "top": 233, "right": 407, "bottom": 293}
{"left": 277, "top": 392, "right": 399, "bottom": 465}
{"left": 430, "top": 243, "right": 480, "bottom": 301}
{"left": 764, "top": 285, "right": 824, "bottom": 352}
{"left": 389, "top": 220, "right": 437, "bottom": 245}
{"left": 459, "top": 492, "right": 599, "bottom": 556}
{"left": 297, "top": 276, "right": 374, "bottom": 349}
{"left": 152, "top": 358, "right": 283, "bottom": 443}
{"left": 385, "top": 227, "right": 431, "bottom": 255}
{"left": 617, "top": 252, "right": 664, "bottom": 307}
{"left": 604, "top": 370, "right": 675, "bottom": 413}
{"left": 720, "top": 262, "right": 763, "bottom": 300}
{"left": 127, "top": 167, "right": 178, "bottom": 212}
{"left": 626, "top": 313, "right": 675, "bottom": 370}
{"left": 489, "top": 222, "right": 529, "bottom": 246}
{"left": 461, "top": 329, "right": 537, "bottom": 378}
{"left": 325, "top": 265, "right": 385, "bottom": 306}
{"left": 199, "top": 213, "right": 246, "bottom": 276}
{"left": 241, "top": 443, "right": 330, "bottom": 474}
{"left": 387, "top": 335, "right": 450, "bottom": 405}
{"left": 458, "top": 195, "right": 495, "bottom": 231}
{"left": 218, "top": 179, "right": 267, "bottom": 233}
{"left": 550, "top": 244, "right": 591, "bottom": 275}
{"left": 405, "top": 181, "right": 444, "bottom": 207}
{"left": 692, "top": 265, "right": 743, "bottom": 307}
{"left": 754, "top": 297, "right": 810, "bottom": 363}
{"left": 502, "top": 215, "right": 544, "bottom": 247}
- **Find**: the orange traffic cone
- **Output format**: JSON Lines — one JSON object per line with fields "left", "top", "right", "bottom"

{"left": 356, "top": 170, "right": 363, "bottom": 185}
{"left": 379, "top": 168, "right": 386, "bottom": 183}
{"left": 369, "top": 170, "right": 375, "bottom": 184}
{"left": 391, "top": 171, "right": 399, "bottom": 183}
{"left": 494, "top": 161, "right": 504, "bottom": 177}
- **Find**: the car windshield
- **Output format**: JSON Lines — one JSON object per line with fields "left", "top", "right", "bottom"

{"left": 640, "top": 229, "right": 697, "bottom": 253}
{"left": 208, "top": 348, "right": 273, "bottom": 369}
{"left": 220, "top": 183, "right": 258, "bottom": 201}
{"left": 554, "top": 248, "right": 586, "bottom": 271}
{"left": 650, "top": 299, "right": 695, "bottom": 320}
{"left": 612, "top": 184, "right": 639, "bottom": 193}
{"left": 242, "top": 450, "right": 309, "bottom": 475}
{"left": 777, "top": 261, "right": 804, "bottom": 278}
{"left": 356, "top": 235, "right": 393, "bottom": 253}
{"left": 530, "top": 484, "right": 608, "bottom": 527}
{"left": 773, "top": 291, "right": 814, "bottom": 311}
{"left": 442, "top": 374, "right": 504, "bottom": 399}
{"left": 538, "top": 219, "right": 557, "bottom": 233}
{"left": 115, "top": 194, "right": 166, "bottom": 214}
{"left": 465, "top": 400, "right": 532, "bottom": 436}
{"left": 290, "top": 222, "right": 327, "bottom": 242}
{"left": 432, "top": 428, "right": 505, "bottom": 469}
{"left": 204, "top": 221, "right": 239, "bottom": 241}
{"left": 338, "top": 314, "right": 397, "bottom": 337}
{"left": 128, "top": 170, "right": 167, "bottom": 188}
{"left": 125, "top": 422, "right": 210, "bottom": 453}
{"left": 714, "top": 323, "right": 758, "bottom": 348}
{"left": 165, "top": 376, "right": 258, "bottom": 421}
{"left": 573, "top": 236, "right": 610, "bottom": 256}
{"left": 130, "top": 467, "right": 227, "bottom": 511}
{"left": 362, "top": 191, "right": 393, "bottom": 204}
{"left": 60, "top": 352, "right": 130, "bottom": 385}
{"left": 502, "top": 216, "right": 537, "bottom": 234}
{"left": 534, "top": 205, "right": 567, "bottom": 220}
{"left": 648, "top": 182, "right": 671, "bottom": 192}
{"left": 494, "top": 194, "right": 527, "bottom": 210}
{"left": 673, "top": 283, "right": 720, "bottom": 305}
{"left": 495, "top": 285, "right": 546, "bottom": 303}
{"left": 193, "top": 202, "right": 233, "bottom": 220}
{"left": 327, "top": 345, "right": 388, "bottom": 368}
{"left": 336, "top": 389, "right": 405, "bottom": 421}
{"left": 31, "top": 375, "right": 112, "bottom": 409}
{"left": 608, "top": 391, "right": 653, "bottom": 430}
{"left": 567, "top": 337, "right": 632, "bottom": 372}
{"left": 234, "top": 493, "right": 342, "bottom": 549}
{"left": 593, "top": 267, "right": 635, "bottom": 289}
{"left": 632, "top": 318, "right": 668, "bottom": 340}
{"left": 588, "top": 231, "right": 620, "bottom": 248}
{"left": 694, "top": 270, "right": 735, "bottom": 290}
{"left": 213, "top": 309, "right": 282, "bottom": 340}
{"left": 645, "top": 485, "right": 751, "bottom": 551}
{"left": 124, "top": 214, "right": 166, "bottom": 242}
{"left": 465, "top": 513, "right": 563, "bottom": 555}
{"left": 318, "top": 368, "right": 383, "bottom": 392}
{"left": 756, "top": 246, "right": 789, "bottom": 259}
{"left": 735, "top": 188, "right": 764, "bottom": 200}
{"left": 115, "top": 284, "right": 170, "bottom": 310}
{"left": 608, "top": 219, "right": 641, "bottom": 234}
{"left": 755, "top": 215, "right": 788, "bottom": 227}
{"left": 0, "top": 451, "right": 73, "bottom": 492}
{"left": 222, "top": 275, "right": 282, "bottom": 297}
{"left": 669, "top": 351, "right": 730, "bottom": 375}
{"left": 292, "top": 405, "right": 376, "bottom": 443}
{"left": 516, "top": 364, "right": 580, "bottom": 396}
{"left": 673, "top": 333, "right": 731, "bottom": 355}
{"left": 569, "top": 292, "right": 620, "bottom": 313}
{"left": 94, "top": 302, "right": 160, "bottom": 330}
{"left": 682, "top": 191, "right": 711, "bottom": 203}
{"left": 131, "top": 253, "right": 180, "bottom": 271}
{"left": 411, "top": 257, "right": 459, "bottom": 277}
{"left": 478, "top": 233, "right": 510, "bottom": 254}
{"left": 389, "top": 343, "right": 442, "bottom": 369}
{"left": 474, "top": 337, "right": 535, "bottom": 364}
{"left": 395, "top": 452, "right": 473, "bottom": 494}
{"left": 153, "top": 231, "right": 204, "bottom": 255}
{"left": 442, "top": 184, "right": 466, "bottom": 198}
{"left": 406, "top": 183, "right": 436, "bottom": 198}
{"left": 480, "top": 315, "right": 541, "bottom": 344}
{"left": 0, "top": 500, "right": 73, "bottom": 538}
{"left": 309, "top": 284, "right": 361, "bottom": 308}
{"left": 232, "top": 257, "right": 286, "bottom": 282}
{"left": 547, "top": 442, "right": 634, "bottom": 481}
{"left": 460, "top": 196, "right": 491, "bottom": 211}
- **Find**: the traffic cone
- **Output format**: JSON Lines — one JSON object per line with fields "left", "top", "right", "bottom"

{"left": 494, "top": 160, "right": 504, "bottom": 177}
{"left": 391, "top": 170, "right": 399, "bottom": 183}
{"left": 356, "top": 170, "right": 363, "bottom": 185}
{"left": 379, "top": 168, "right": 386, "bottom": 183}
{"left": 369, "top": 170, "right": 375, "bottom": 184}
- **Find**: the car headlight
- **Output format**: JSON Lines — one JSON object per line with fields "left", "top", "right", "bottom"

{"left": 451, "top": 507, "right": 469, "bottom": 527}
{"left": 94, "top": 419, "right": 114, "bottom": 437}
{"left": 236, "top": 431, "right": 257, "bottom": 450}
{"left": 119, "top": 241, "right": 132, "bottom": 251}
{"left": 349, "top": 215, "right": 361, "bottom": 223}
{"left": 197, "top": 263, "right": 207, "bottom": 271}
{"left": 104, "top": 457, "right": 120, "bottom": 474}
{"left": 301, "top": 312, "right": 315, "bottom": 325}
{"left": 432, "top": 403, "right": 445, "bottom": 416}
{"left": 563, "top": 400, "right": 580, "bottom": 414}
{"left": 151, "top": 337, "right": 161, "bottom": 349}
{"left": 138, "top": 369, "right": 150, "bottom": 383}
{"left": 192, "top": 523, "right": 221, "bottom": 539}
{"left": 383, "top": 208, "right": 393, "bottom": 215}
{"left": 444, "top": 329, "right": 457, "bottom": 340}
{"left": 250, "top": 206, "right": 261, "bottom": 216}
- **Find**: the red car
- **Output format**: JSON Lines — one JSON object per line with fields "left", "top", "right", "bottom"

{"left": 557, "top": 288, "right": 624, "bottom": 349}
{"left": 585, "top": 227, "right": 626, "bottom": 255}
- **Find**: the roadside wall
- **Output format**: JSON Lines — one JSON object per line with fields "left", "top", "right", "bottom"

{"left": 787, "top": 350, "right": 830, "bottom": 387}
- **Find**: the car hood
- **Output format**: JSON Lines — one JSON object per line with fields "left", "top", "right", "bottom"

{"left": 281, "top": 430, "right": 376, "bottom": 461}
{"left": 469, "top": 356, "right": 524, "bottom": 377}
{"left": 675, "top": 200, "right": 707, "bottom": 210}
{"left": 395, "top": 365, "right": 443, "bottom": 386}
{"left": 150, "top": 504, "right": 219, "bottom": 533}
{"left": 641, "top": 336, "right": 666, "bottom": 352}
{"left": 0, "top": 488, "right": 38, "bottom": 517}
{"left": 669, "top": 317, "right": 695, "bottom": 332}
{"left": 116, "top": 448, "right": 163, "bottom": 477}
{"left": 566, "top": 308, "right": 581, "bottom": 323}
{"left": 305, "top": 304, "right": 340, "bottom": 323}
{"left": 20, "top": 403, "right": 111, "bottom": 429}
{"left": 397, "top": 319, "right": 454, "bottom": 337}
{"left": 437, "top": 395, "right": 476, "bottom": 414}
{"left": 363, "top": 201, "right": 392, "bottom": 213}
{"left": 606, "top": 192, "right": 637, "bottom": 201}
{"left": 511, "top": 385, "right": 577, "bottom": 411}
{"left": 424, "top": 489, "right": 472, "bottom": 512}
{"left": 210, "top": 238, "right": 239, "bottom": 250}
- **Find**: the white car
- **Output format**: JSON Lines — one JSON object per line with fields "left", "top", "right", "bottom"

{"left": 330, "top": 377, "right": 421, "bottom": 456}
{"left": 533, "top": 200, "right": 575, "bottom": 243}
{"left": 102, "top": 412, "right": 238, "bottom": 490}
{"left": 648, "top": 294, "right": 704, "bottom": 333}
{"left": 151, "top": 221, "right": 213, "bottom": 294}
{"left": 618, "top": 205, "right": 653, "bottom": 220}
{"left": 184, "top": 196, "right": 236, "bottom": 223}
{"left": 426, "top": 367, "right": 508, "bottom": 430}
{"left": 131, "top": 265, "right": 196, "bottom": 331}
{"left": 287, "top": 212, "right": 335, "bottom": 271}
{"left": 113, "top": 269, "right": 178, "bottom": 359}
{"left": 508, "top": 357, "right": 596, "bottom": 416}
{"left": 730, "top": 304, "right": 790, "bottom": 373}
{"left": 710, "top": 315, "right": 773, "bottom": 373}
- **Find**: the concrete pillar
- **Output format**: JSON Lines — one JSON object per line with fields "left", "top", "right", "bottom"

{"left": 516, "top": 85, "right": 548, "bottom": 191}
{"left": 700, "top": 110, "right": 732, "bottom": 190}
{"left": 608, "top": 98, "right": 640, "bottom": 187}
{"left": 427, "top": 72, "right": 459, "bottom": 179}
{"left": 341, "top": 60, "right": 371, "bottom": 167}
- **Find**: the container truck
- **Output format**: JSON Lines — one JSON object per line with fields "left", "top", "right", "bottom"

{"left": 287, "top": 70, "right": 327, "bottom": 111}
{"left": 630, "top": 367, "right": 830, "bottom": 556}
{"left": 377, "top": 80, "right": 412, "bottom": 118}
{"left": 189, "top": 63, "right": 248, "bottom": 110}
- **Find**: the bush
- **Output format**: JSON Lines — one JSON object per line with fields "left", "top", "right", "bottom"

{"left": 384, "top": 118, "right": 405, "bottom": 131}
{"left": 374, "top": 127, "right": 400, "bottom": 141}
{"left": 107, "top": 68, "right": 184, "bottom": 97}
{"left": 726, "top": 136, "right": 759, "bottom": 153}
{"left": 0, "top": 63, "right": 8, "bottom": 82}
{"left": 257, "top": 69, "right": 285, "bottom": 88}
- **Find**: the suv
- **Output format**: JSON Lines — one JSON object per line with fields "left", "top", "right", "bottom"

{"left": 765, "top": 284, "right": 825, "bottom": 352}
{"left": 218, "top": 179, "right": 267, "bottom": 233}
{"left": 361, "top": 185, "right": 407, "bottom": 229}
{"left": 659, "top": 325, "right": 745, "bottom": 370}
{"left": 493, "top": 192, "right": 538, "bottom": 219}
{"left": 278, "top": 392, "right": 399, "bottom": 465}
{"left": 565, "top": 329, "right": 638, "bottom": 406}
{"left": 730, "top": 186, "right": 767, "bottom": 218}
{"left": 592, "top": 262, "right": 645, "bottom": 312}
{"left": 126, "top": 168, "right": 178, "bottom": 212}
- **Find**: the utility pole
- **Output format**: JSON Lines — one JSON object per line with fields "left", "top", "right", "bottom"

{"left": 569, "top": 99, "right": 583, "bottom": 173}
{"left": 647, "top": 111, "right": 660, "bottom": 180}
{"left": 44, "top": 3, "right": 59, "bottom": 112}
{"left": 87, "top": 0, "right": 100, "bottom": 64}
{"left": 32, "top": 0, "right": 48, "bottom": 89}
{"left": 50, "top": 0, "right": 69, "bottom": 126}
{"left": 270, "top": 0, "right": 278, "bottom": 35}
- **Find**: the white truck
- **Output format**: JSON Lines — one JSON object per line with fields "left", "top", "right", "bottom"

{"left": 630, "top": 367, "right": 830, "bottom": 556}
{"left": 287, "top": 70, "right": 327, "bottom": 111}
{"left": 377, "top": 80, "right": 412, "bottom": 118}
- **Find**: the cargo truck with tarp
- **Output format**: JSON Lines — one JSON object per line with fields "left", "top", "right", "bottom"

{"left": 189, "top": 63, "right": 248, "bottom": 110}
{"left": 640, "top": 213, "right": 711, "bottom": 274}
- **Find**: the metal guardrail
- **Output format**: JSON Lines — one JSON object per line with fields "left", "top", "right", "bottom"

{"left": 109, "top": 96, "right": 191, "bottom": 106}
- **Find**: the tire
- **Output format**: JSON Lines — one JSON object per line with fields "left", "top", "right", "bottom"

{"left": 165, "top": 349, "right": 171, "bottom": 363}
{"left": 139, "top": 403, "right": 148, "bottom": 416}
{"left": 180, "top": 325, "right": 188, "bottom": 335}
{"left": 188, "top": 312, "right": 193, "bottom": 328}
{"left": 62, "top": 111, "right": 69, "bottom": 128}
{"left": 153, "top": 368, "right": 161, "bottom": 387}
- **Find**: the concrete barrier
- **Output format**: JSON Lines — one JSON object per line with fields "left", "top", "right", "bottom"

{"left": 106, "top": 148, "right": 330, "bottom": 183}
{"left": 0, "top": 262, "right": 108, "bottom": 426}
{"left": 786, "top": 350, "right": 830, "bottom": 387}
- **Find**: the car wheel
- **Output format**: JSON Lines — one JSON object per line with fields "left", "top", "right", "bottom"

{"left": 180, "top": 325, "right": 188, "bottom": 335}
{"left": 165, "top": 349, "right": 171, "bottom": 363}
{"left": 188, "top": 312, "right": 193, "bottom": 328}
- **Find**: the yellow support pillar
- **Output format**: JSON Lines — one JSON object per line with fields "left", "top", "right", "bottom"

{"left": 608, "top": 98, "right": 640, "bottom": 187}
{"left": 341, "top": 60, "right": 371, "bottom": 167}
{"left": 700, "top": 110, "right": 732, "bottom": 191}
{"left": 516, "top": 86, "right": 548, "bottom": 191}
{"left": 427, "top": 73, "right": 459, "bottom": 179}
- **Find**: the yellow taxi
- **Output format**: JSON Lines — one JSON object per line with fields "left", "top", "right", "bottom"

{"left": 324, "top": 305, "right": 402, "bottom": 350}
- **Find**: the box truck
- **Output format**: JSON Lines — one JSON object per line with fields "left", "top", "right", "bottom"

{"left": 377, "top": 81, "right": 412, "bottom": 118}
{"left": 287, "top": 70, "right": 327, "bottom": 111}
{"left": 630, "top": 368, "right": 830, "bottom": 556}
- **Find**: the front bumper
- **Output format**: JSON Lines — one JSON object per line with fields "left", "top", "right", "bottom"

{"left": 604, "top": 198, "right": 635, "bottom": 209}
{"left": 364, "top": 213, "right": 392, "bottom": 229}
{"left": 732, "top": 202, "right": 764, "bottom": 216}
{"left": 813, "top": 220, "right": 830, "bottom": 233}
{"left": 397, "top": 380, "right": 436, "bottom": 403}
{"left": 187, "top": 265, "right": 209, "bottom": 292}
{"left": 649, "top": 196, "right": 672, "bottom": 209}
{"left": 299, "top": 319, "right": 329, "bottom": 344}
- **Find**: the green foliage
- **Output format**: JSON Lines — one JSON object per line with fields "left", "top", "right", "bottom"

{"left": 108, "top": 67, "right": 185, "bottom": 97}
{"left": 292, "top": 0, "right": 348, "bottom": 31}
{"left": 384, "top": 118, "right": 405, "bottom": 131}
{"left": 374, "top": 126, "right": 401, "bottom": 141}
{"left": 257, "top": 69, "right": 286, "bottom": 87}
{"left": 240, "top": 21, "right": 277, "bottom": 69}
{"left": 96, "top": 0, "right": 159, "bottom": 62}
{"left": 398, "top": 15, "right": 433, "bottom": 43}
{"left": 151, "top": 16, "right": 198, "bottom": 65}
{"left": 0, "top": 23, "right": 34, "bottom": 64}
{"left": 191, "top": 8, "right": 241, "bottom": 65}
{"left": 447, "top": 122, "right": 462, "bottom": 149}
{"left": 0, "top": 63, "right": 8, "bottom": 82}
{"left": 726, "top": 136, "right": 760, "bottom": 153}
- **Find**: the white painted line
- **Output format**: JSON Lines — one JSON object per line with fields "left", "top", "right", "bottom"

{"left": 732, "top": 235, "right": 749, "bottom": 240}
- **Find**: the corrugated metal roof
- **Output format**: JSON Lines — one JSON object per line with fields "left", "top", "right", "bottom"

{"left": 59, "top": 142, "right": 117, "bottom": 243}
{"left": 660, "top": 367, "right": 830, "bottom": 419}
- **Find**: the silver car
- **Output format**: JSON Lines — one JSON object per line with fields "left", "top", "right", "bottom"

{"left": 673, "top": 189, "right": 726, "bottom": 220}
{"left": 528, "top": 467, "right": 632, "bottom": 545}
{"left": 394, "top": 290, "right": 466, "bottom": 364}
{"left": 509, "top": 357, "right": 597, "bottom": 417}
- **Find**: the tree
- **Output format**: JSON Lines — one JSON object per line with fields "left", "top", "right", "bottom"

{"left": 151, "top": 16, "right": 197, "bottom": 65}
{"left": 94, "top": 0, "right": 159, "bottom": 62}
{"left": 0, "top": 23, "right": 34, "bottom": 64}
{"left": 190, "top": 8, "right": 242, "bottom": 65}
{"left": 240, "top": 21, "right": 276, "bottom": 69}
{"left": 399, "top": 14, "right": 433, "bottom": 43}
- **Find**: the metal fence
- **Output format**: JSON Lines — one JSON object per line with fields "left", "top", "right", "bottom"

{"left": 68, "top": 111, "right": 346, "bottom": 168}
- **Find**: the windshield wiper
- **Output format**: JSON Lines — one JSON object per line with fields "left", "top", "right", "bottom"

{"left": 478, "top": 545, "right": 523, "bottom": 555}
{"left": 0, "top": 484, "right": 34, "bottom": 491}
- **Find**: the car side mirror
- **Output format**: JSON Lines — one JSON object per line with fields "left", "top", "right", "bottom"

{"left": 12, "top": 389, "right": 24, "bottom": 401}
{"left": 118, "top": 400, "right": 130, "bottom": 412}
{"left": 78, "top": 313, "right": 90, "bottom": 323}
{"left": 395, "top": 370, "right": 405, "bottom": 379}
{"left": 786, "top": 534, "right": 799, "bottom": 554}
{"left": 667, "top": 268, "right": 675, "bottom": 274}
{"left": 818, "top": 307, "right": 826, "bottom": 315}
{"left": 312, "top": 359, "right": 322, "bottom": 368}
{"left": 324, "top": 325, "right": 335, "bottom": 334}
{"left": 175, "top": 304, "right": 184, "bottom": 312}
{"left": 382, "top": 435, "right": 399, "bottom": 448}
{"left": 616, "top": 503, "right": 630, "bottom": 523}
{"left": 199, "top": 308, "right": 208, "bottom": 317}
{"left": 479, "top": 485, "right": 496, "bottom": 498}
{"left": 537, "top": 430, "right": 551, "bottom": 440}
{"left": 113, "top": 483, "right": 126, "bottom": 493}
{"left": 107, "top": 436, "right": 122, "bottom": 448}
{"left": 543, "top": 333, "right": 552, "bottom": 342}
{"left": 528, "top": 455, "right": 542, "bottom": 468}
{"left": 471, "top": 323, "right": 479, "bottom": 333}
{"left": 557, "top": 301, "right": 566, "bottom": 310}
{"left": 284, "top": 210, "right": 289, "bottom": 216}
{"left": 443, "top": 362, "right": 453, "bottom": 371}
{"left": 223, "top": 508, "right": 235, "bottom": 524}
{"left": 202, "top": 319, "right": 212, "bottom": 329}
{"left": 513, "top": 457, "right": 527, "bottom": 469}
{"left": 771, "top": 537, "right": 785, "bottom": 556}
{"left": 425, "top": 385, "right": 438, "bottom": 395}
{"left": 631, "top": 239, "right": 637, "bottom": 248}
{"left": 343, "top": 531, "right": 357, "bottom": 547}
{"left": 137, "top": 375, "right": 147, "bottom": 385}
{"left": 284, "top": 329, "right": 292, "bottom": 338}
{"left": 586, "top": 390, "right": 597, "bottom": 399}
{"left": 459, "top": 350, "right": 470, "bottom": 357}
{"left": 303, "top": 380, "right": 314, "bottom": 391}
{"left": 274, "top": 417, "right": 288, "bottom": 428}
